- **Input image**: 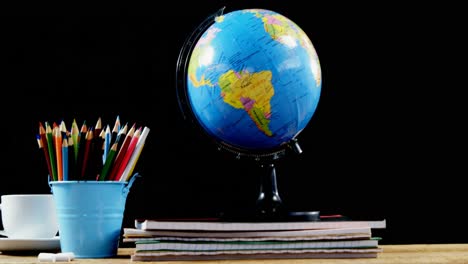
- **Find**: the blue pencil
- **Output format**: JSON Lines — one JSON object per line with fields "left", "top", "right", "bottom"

{"left": 103, "top": 125, "right": 111, "bottom": 164}
{"left": 62, "top": 138, "right": 68, "bottom": 181}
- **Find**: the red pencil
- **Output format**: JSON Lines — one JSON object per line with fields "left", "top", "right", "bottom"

{"left": 93, "top": 117, "right": 102, "bottom": 138}
{"left": 108, "top": 124, "right": 135, "bottom": 181}
{"left": 80, "top": 129, "right": 94, "bottom": 179}
{"left": 114, "top": 127, "right": 141, "bottom": 181}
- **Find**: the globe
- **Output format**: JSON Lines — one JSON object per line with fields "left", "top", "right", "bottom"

{"left": 176, "top": 7, "right": 322, "bottom": 221}
{"left": 184, "top": 8, "right": 321, "bottom": 153}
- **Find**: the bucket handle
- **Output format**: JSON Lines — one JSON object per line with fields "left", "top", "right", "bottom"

{"left": 48, "top": 173, "right": 141, "bottom": 195}
{"left": 48, "top": 174, "right": 53, "bottom": 193}
{"left": 123, "top": 173, "right": 141, "bottom": 197}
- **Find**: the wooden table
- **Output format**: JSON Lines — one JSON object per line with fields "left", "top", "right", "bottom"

{"left": 1, "top": 244, "right": 467, "bottom": 263}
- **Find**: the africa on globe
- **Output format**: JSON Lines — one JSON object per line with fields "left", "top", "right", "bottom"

{"left": 186, "top": 8, "right": 322, "bottom": 151}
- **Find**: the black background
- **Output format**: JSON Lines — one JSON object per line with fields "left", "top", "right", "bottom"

{"left": 1, "top": 2, "right": 465, "bottom": 244}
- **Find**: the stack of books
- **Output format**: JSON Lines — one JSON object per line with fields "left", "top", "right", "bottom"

{"left": 123, "top": 216, "right": 386, "bottom": 261}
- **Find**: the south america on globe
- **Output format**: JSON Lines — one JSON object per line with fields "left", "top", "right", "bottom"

{"left": 186, "top": 8, "right": 322, "bottom": 152}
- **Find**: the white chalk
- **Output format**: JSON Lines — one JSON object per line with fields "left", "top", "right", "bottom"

{"left": 38, "top": 252, "right": 75, "bottom": 262}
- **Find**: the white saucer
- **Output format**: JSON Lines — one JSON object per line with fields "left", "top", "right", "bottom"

{"left": 0, "top": 235, "right": 60, "bottom": 251}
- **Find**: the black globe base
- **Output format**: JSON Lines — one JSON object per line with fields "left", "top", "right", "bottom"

{"left": 220, "top": 210, "right": 320, "bottom": 222}
{"left": 220, "top": 163, "right": 320, "bottom": 222}
{"left": 285, "top": 211, "right": 320, "bottom": 221}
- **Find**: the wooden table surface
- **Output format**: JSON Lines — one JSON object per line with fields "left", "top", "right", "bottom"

{"left": 1, "top": 244, "right": 467, "bottom": 263}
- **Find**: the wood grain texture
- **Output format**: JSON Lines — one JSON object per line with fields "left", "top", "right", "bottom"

{"left": 1, "top": 244, "right": 468, "bottom": 263}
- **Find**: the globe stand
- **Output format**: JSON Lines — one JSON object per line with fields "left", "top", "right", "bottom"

{"left": 255, "top": 163, "right": 320, "bottom": 222}
{"left": 176, "top": 7, "right": 321, "bottom": 223}
{"left": 215, "top": 139, "right": 320, "bottom": 222}
{"left": 256, "top": 163, "right": 283, "bottom": 216}
{"left": 256, "top": 140, "right": 320, "bottom": 221}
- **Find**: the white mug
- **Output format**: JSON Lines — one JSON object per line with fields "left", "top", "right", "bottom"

{"left": 0, "top": 194, "right": 58, "bottom": 239}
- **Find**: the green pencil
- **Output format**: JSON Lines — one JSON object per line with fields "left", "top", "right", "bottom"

{"left": 99, "top": 143, "right": 117, "bottom": 181}
{"left": 71, "top": 119, "right": 80, "bottom": 162}
{"left": 45, "top": 122, "right": 58, "bottom": 181}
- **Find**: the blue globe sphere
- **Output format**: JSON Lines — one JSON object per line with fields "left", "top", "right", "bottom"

{"left": 187, "top": 9, "right": 322, "bottom": 151}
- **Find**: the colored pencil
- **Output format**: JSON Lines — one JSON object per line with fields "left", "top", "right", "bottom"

{"left": 71, "top": 119, "right": 80, "bottom": 161}
{"left": 99, "top": 143, "right": 118, "bottom": 181}
{"left": 62, "top": 138, "right": 68, "bottom": 181}
{"left": 39, "top": 122, "right": 53, "bottom": 179}
{"left": 45, "top": 122, "right": 57, "bottom": 181}
{"left": 114, "top": 127, "right": 141, "bottom": 181}
{"left": 36, "top": 117, "right": 148, "bottom": 182}
{"left": 109, "top": 115, "right": 120, "bottom": 147}
{"left": 103, "top": 125, "right": 111, "bottom": 164}
{"left": 108, "top": 124, "right": 135, "bottom": 181}
{"left": 115, "top": 123, "right": 128, "bottom": 152}
{"left": 93, "top": 129, "right": 105, "bottom": 180}
{"left": 93, "top": 117, "right": 102, "bottom": 139}
{"left": 80, "top": 129, "right": 93, "bottom": 179}
{"left": 59, "top": 120, "right": 67, "bottom": 138}
{"left": 67, "top": 135, "right": 75, "bottom": 180}
{"left": 54, "top": 126, "right": 63, "bottom": 181}
{"left": 120, "top": 126, "right": 150, "bottom": 182}
{"left": 76, "top": 121, "right": 87, "bottom": 179}
{"left": 36, "top": 134, "right": 49, "bottom": 182}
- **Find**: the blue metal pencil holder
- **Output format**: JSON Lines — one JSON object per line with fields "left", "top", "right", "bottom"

{"left": 49, "top": 174, "right": 139, "bottom": 258}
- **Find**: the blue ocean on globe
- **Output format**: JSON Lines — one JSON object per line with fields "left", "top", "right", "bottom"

{"left": 187, "top": 9, "right": 322, "bottom": 151}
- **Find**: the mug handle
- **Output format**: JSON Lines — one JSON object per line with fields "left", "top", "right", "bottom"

{"left": 0, "top": 204, "right": 6, "bottom": 237}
